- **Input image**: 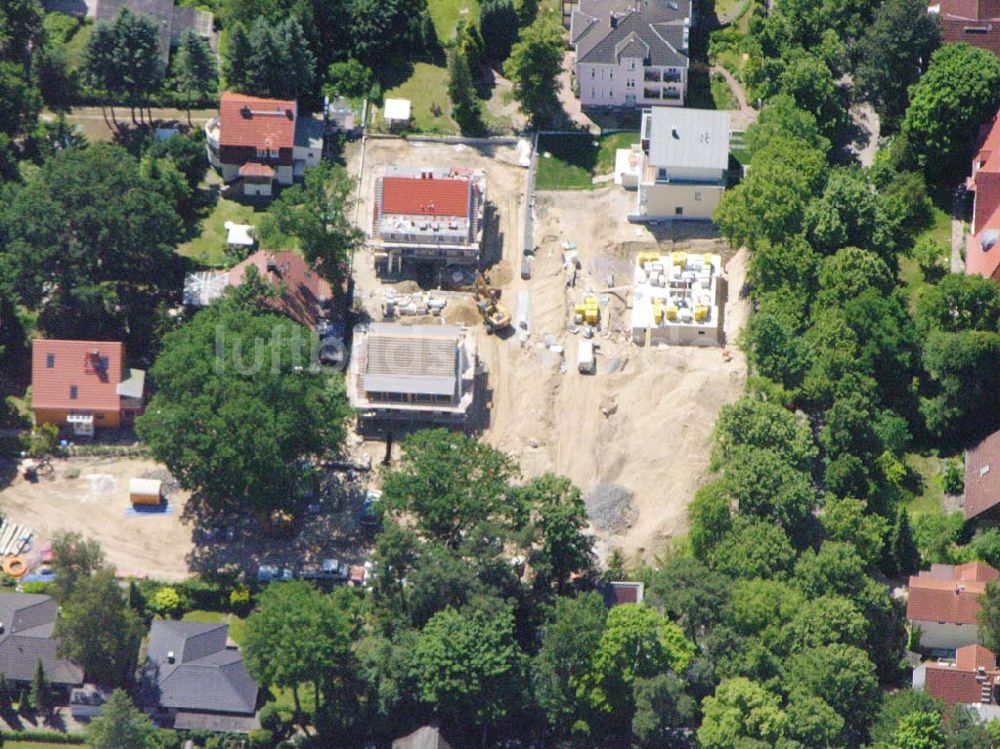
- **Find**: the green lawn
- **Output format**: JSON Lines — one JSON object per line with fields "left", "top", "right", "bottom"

{"left": 63, "top": 20, "right": 92, "bottom": 71}
{"left": 182, "top": 609, "right": 247, "bottom": 645}
{"left": 382, "top": 63, "right": 457, "bottom": 134}
{"left": 905, "top": 453, "right": 946, "bottom": 515}
{"left": 177, "top": 195, "right": 262, "bottom": 266}
{"left": 899, "top": 205, "right": 951, "bottom": 312}
{"left": 428, "top": 0, "right": 480, "bottom": 42}
{"left": 536, "top": 132, "right": 643, "bottom": 190}
{"left": 6, "top": 743, "right": 88, "bottom": 748}
{"left": 711, "top": 74, "right": 738, "bottom": 110}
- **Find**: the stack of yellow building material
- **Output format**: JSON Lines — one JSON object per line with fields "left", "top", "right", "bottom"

{"left": 574, "top": 296, "right": 600, "bottom": 325}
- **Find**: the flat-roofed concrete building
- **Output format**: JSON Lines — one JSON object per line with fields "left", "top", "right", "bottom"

{"left": 626, "top": 106, "right": 730, "bottom": 221}
{"left": 372, "top": 166, "right": 486, "bottom": 273}
{"left": 348, "top": 323, "right": 477, "bottom": 426}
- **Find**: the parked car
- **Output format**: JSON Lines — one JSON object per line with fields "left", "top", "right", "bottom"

{"left": 301, "top": 558, "right": 349, "bottom": 581}
{"left": 359, "top": 489, "right": 382, "bottom": 527}
{"left": 257, "top": 564, "right": 296, "bottom": 583}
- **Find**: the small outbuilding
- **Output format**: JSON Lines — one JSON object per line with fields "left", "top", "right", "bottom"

{"left": 130, "top": 478, "right": 163, "bottom": 506}
{"left": 383, "top": 98, "right": 411, "bottom": 130}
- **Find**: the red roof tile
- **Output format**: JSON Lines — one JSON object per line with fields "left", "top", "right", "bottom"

{"left": 966, "top": 109, "right": 1000, "bottom": 279}
{"left": 957, "top": 643, "right": 998, "bottom": 670}
{"left": 31, "top": 340, "right": 124, "bottom": 412}
{"left": 219, "top": 92, "right": 297, "bottom": 150}
{"left": 907, "top": 562, "right": 1000, "bottom": 624}
{"left": 381, "top": 176, "right": 472, "bottom": 218}
{"left": 966, "top": 428, "right": 1000, "bottom": 519}
{"left": 925, "top": 663, "right": 992, "bottom": 705}
{"left": 228, "top": 250, "right": 332, "bottom": 329}
{"left": 238, "top": 163, "right": 275, "bottom": 178}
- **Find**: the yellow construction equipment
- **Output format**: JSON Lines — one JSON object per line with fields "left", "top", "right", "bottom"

{"left": 694, "top": 304, "right": 709, "bottom": 322}
{"left": 665, "top": 304, "right": 678, "bottom": 321}
{"left": 473, "top": 272, "right": 511, "bottom": 334}
{"left": 653, "top": 298, "right": 664, "bottom": 324}
{"left": 573, "top": 295, "right": 600, "bottom": 325}
{"left": 671, "top": 251, "right": 687, "bottom": 267}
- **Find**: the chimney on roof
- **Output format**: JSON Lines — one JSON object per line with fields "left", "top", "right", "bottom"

{"left": 167, "top": 651, "right": 175, "bottom": 664}
{"left": 240, "top": 105, "right": 252, "bottom": 119}
{"left": 672, "top": 127, "right": 680, "bottom": 139}
{"left": 286, "top": 108, "right": 294, "bottom": 120}
{"left": 957, "top": 584, "right": 966, "bottom": 594}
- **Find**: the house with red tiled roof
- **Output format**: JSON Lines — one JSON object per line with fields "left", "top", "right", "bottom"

{"left": 204, "top": 92, "right": 324, "bottom": 198}
{"left": 965, "top": 108, "right": 1000, "bottom": 281}
{"left": 31, "top": 340, "right": 145, "bottom": 436}
{"left": 964, "top": 428, "right": 1000, "bottom": 520}
{"left": 183, "top": 250, "right": 333, "bottom": 330}
{"left": 372, "top": 165, "right": 486, "bottom": 273}
{"left": 907, "top": 561, "right": 1000, "bottom": 651}
{"left": 930, "top": 0, "right": 1000, "bottom": 59}
{"left": 914, "top": 644, "right": 1000, "bottom": 717}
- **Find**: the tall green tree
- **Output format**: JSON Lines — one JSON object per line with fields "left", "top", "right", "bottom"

{"left": 698, "top": 677, "right": 788, "bottom": 749}
{"left": 480, "top": 0, "right": 519, "bottom": 62}
{"left": 86, "top": 689, "right": 159, "bottom": 749}
{"left": 136, "top": 300, "right": 350, "bottom": 517}
{"left": 0, "top": 62, "right": 41, "bottom": 140}
{"left": 29, "top": 661, "right": 49, "bottom": 717}
{"left": 504, "top": 12, "right": 564, "bottom": 125}
{"left": 381, "top": 429, "right": 519, "bottom": 547}
{"left": 901, "top": 43, "right": 1000, "bottom": 184}
{"left": 56, "top": 570, "right": 144, "bottom": 688}
{"left": 408, "top": 602, "right": 524, "bottom": 734}
{"left": 174, "top": 29, "right": 217, "bottom": 126}
{"left": 0, "top": 143, "right": 181, "bottom": 350}
{"left": 243, "top": 582, "right": 356, "bottom": 715}
{"left": 447, "top": 48, "right": 479, "bottom": 134}
{"left": 222, "top": 18, "right": 315, "bottom": 99}
{"left": 855, "top": 0, "right": 940, "bottom": 129}
{"left": 263, "top": 162, "right": 363, "bottom": 288}
{"left": 49, "top": 532, "right": 105, "bottom": 601}
{"left": 0, "top": 0, "right": 43, "bottom": 66}
{"left": 533, "top": 592, "right": 607, "bottom": 736}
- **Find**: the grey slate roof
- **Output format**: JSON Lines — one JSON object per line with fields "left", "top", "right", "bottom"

{"left": 363, "top": 324, "right": 461, "bottom": 398}
{"left": 0, "top": 593, "right": 83, "bottom": 686}
{"left": 571, "top": 0, "right": 690, "bottom": 68}
{"left": 646, "top": 107, "right": 730, "bottom": 171}
{"left": 141, "top": 621, "right": 258, "bottom": 716}
{"left": 393, "top": 726, "right": 455, "bottom": 749}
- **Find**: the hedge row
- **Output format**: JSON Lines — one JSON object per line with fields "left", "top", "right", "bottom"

{"left": 3, "top": 729, "right": 87, "bottom": 743}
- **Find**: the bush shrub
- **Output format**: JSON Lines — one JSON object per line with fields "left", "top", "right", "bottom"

{"left": 3, "top": 728, "right": 86, "bottom": 743}
{"left": 943, "top": 459, "right": 965, "bottom": 495}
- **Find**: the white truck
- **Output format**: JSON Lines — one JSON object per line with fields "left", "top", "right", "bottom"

{"left": 578, "top": 340, "right": 596, "bottom": 374}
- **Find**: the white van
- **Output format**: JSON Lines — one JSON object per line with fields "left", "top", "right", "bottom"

{"left": 578, "top": 340, "right": 596, "bottom": 374}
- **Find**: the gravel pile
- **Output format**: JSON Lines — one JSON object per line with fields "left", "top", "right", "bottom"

{"left": 584, "top": 483, "right": 637, "bottom": 534}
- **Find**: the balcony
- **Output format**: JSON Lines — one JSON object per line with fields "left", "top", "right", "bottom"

{"left": 643, "top": 88, "right": 662, "bottom": 99}
{"left": 663, "top": 70, "right": 682, "bottom": 83}
{"left": 643, "top": 70, "right": 662, "bottom": 82}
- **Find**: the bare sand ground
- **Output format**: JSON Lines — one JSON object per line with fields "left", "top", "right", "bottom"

{"left": 478, "top": 189, "right": 748, "bottom": 564}
{"left": 344, "top": 135, "right": 749, "bottom": 566}
{"left": 0, "top": 457, "right": 194, "bottom": 580}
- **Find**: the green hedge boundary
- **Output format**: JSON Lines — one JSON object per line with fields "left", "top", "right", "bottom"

{"left": 4, "top": 729, "right": 87, "bottom": 743}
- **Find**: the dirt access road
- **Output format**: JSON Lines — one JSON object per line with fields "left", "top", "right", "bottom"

{"left": 345, "top": 136, "right": 748, "bottom": 564}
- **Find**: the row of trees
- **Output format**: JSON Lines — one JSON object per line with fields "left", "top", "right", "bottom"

{"left": 702, "top": 3, "right": 1000, "bottom": 740}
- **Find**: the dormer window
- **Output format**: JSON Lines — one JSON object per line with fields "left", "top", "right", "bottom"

{"left": 46, "top": 353, "right": 55, "bottom": 368}
{"left": 69, "top": 385, "right": 78, "bottom": 400}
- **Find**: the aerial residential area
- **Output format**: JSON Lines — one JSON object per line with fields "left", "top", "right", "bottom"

{"left": 4, "top": 0, "right": 1000, "bottom": 747}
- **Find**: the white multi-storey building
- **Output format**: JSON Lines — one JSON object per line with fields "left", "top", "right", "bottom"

{"left": 570, "top": 0, "right": 693, "bottom": 108}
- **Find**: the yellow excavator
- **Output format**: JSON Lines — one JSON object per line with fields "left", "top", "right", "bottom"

{"left": 474, "top": 272, "right": 511, "bottom": 334}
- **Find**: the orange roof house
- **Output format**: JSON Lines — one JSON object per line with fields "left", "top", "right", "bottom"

{"left": 31, "top": 340, "right": 145, "bottom": 435}
{"left": 907, "top": 561, "right": 1000, "bottom": 651}
{"left": 966, "top": 109, "right": 1000, "bottom": 281}
{"left": 217, "top": 92, "right": 297, "bottom": 152}
{"left": 204, "top": 92, "right": 324, "bottom": 196}
{"left": 372, "top": 166, "right": 486, "bottom": 270}
{"left": 918, "top": 644, "right": 1000, "bottom": 708}
{"left": 183, "top": 250, "right": 333, "bottom": 330}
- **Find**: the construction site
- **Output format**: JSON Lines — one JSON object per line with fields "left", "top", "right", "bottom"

{"left": 345, "top": 141, "right": 749, "bottom": 563}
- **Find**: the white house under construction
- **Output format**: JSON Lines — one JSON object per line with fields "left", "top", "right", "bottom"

{"left": 348, "top": 323, "right": 478, "bottom": 426}
{"left": 630, "top": 251, "right": 722, "bottom": 346}
{"left": 372, "top": 166, "right": 486, "bottom": 273}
